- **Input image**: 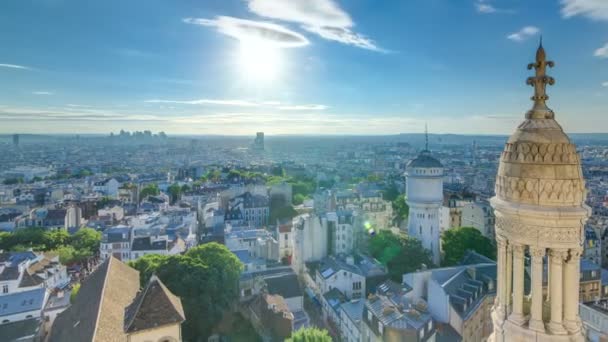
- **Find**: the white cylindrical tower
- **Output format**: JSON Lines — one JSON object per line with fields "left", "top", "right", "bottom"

{"left": 490, "top": 43, "right": 589, "bottom": 342}
{"left": 406, "top": 149, "right": 444, "bottom": 265}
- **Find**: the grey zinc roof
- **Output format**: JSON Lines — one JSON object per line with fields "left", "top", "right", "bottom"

{"left": 265, "top": 273, "right": 302, "bottom": 299}
{"left": 0, "top": 287, "right": 46, "bottom": 318}
{"left": 407, "top": 150, "right": 443, "bottom": 168}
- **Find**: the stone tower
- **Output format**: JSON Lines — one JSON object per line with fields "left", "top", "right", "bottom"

{"left": 490, "top": 42, "right": 589, "bottom": 341}
{"left": 406, "top": 128, "right": 444, "bottom": 265}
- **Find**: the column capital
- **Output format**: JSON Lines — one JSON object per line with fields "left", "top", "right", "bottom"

{"left": 550, "top": 248, "right": 569, "bottom": 263}
{"left": 512, "top": 243, "right": 526, "bottom": 255}
{"left": 529, "top": 246, "right": 545, "bottom": 259}
{"left": 496, "top": 236, "right": 508, "bottom": 248}
{"left": 569, "top": 248, "right": 583, "bottom": 259}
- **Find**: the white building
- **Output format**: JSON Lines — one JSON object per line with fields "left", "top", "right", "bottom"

{"left": 339, "top": 299, "right": 364, "bottom": 342}
{"left": 92, "top": 178, "right": 120, "bottom": 198}
{"left": 64, "top": 205, "right": 82, "bottom": 230}
{"left": 461, "top": 200, "right": 495, "bottom": 239}
{"left": 291, "top": 214, "right": 328, "bottom": 275}
{"left": 406, "top": 149, "right": 444, "bottom": 265}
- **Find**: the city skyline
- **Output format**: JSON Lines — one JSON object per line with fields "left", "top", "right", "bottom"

{"left": 1, "top": 0, "right": 607, "bottom": 135}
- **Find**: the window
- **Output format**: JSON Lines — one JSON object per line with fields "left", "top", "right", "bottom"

{"left": 2, "top": 285, "right": 7, "bottom": 294}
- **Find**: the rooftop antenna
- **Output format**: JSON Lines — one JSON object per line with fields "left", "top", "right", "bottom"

{"left": 425, "top": 123, "right": 429, "bottom": 151}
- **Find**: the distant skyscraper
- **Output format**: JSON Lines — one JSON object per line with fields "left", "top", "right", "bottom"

{"left": 490, "top": 43, "right": 589, "bottom": 341}
{"left": 253, "top": 132, "right": 264, "bottom": 151}
{"left": 405, "top": 129, "right": 444, "bottom": 265}
{"left": 12, "top": 134, "right": 19, "bottom": 147}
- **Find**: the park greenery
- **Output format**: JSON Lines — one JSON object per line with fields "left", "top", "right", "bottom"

{"left": 286, "top": 327, "right": 332, "bottom": 342}
{"left": 0, "top": 227, "right": 101, "bottom": 264}
{"left": 129, "top": 242, "right": 243, "bottom": 341}
{"left": 139, "top": 183, "right": 160, "bottom": 201}
{"left": 441, "top": 227, "right": 496, "bottom": 266}
{"left": 368, "top": 230, "right": 433, "bottom": 281}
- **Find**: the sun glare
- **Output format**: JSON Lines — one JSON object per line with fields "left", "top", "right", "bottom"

{"left": 237, "top": 40, "right": 282, "bottom": 82}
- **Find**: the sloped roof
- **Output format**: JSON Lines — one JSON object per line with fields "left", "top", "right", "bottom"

{"left": 49, "top": 256, "right": 140, "bottom": 342}
{"left": 18, "top": 271, "right": 44, "bottom": 288}
{"left": 0, "top": 288, "right": 46, "bottom": 318}
{"left": 124, "top": 275, "right": 185, "bottom": 333}
{"left": 265, "top": 273, "right": 302, "bottom": 299}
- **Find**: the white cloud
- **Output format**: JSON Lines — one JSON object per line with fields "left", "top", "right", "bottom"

{"left": 0, "top": 63, "right": 30, "bottom": 70}
{"left": 277, "top": 104, "right": 327, "bottom": 110}
{"left": 145, "top": 98, "right": 327, "bottom": 111}
{"left": 183, "top": 16, "right": 309, "bottom": 48}
{"left": 561, "top": 0, "right": 608, "bottom": 20}
{"left": 146, "top": 98, "right": 262, "bottom": 106}
{"left": 475, "top": 0, "right": 497, "bottom": 13}
{"left": 594, "top": 42, "right": 608, "bottom": 58}
{"left": 247, "top": 0, "right": 383, "bottom": 51}
{"left": 602, "top": 81, "right": 608, "bottom": 87}
{"left": 507, "top": 26, "right": 540, "bottom": 42}
{"left": 32, "top": 91, "right": 53, "bottom": 95}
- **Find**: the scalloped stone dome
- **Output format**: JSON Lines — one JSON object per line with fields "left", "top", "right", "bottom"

{"left": 495, "top": 112, "right": 585, "bottom": 208}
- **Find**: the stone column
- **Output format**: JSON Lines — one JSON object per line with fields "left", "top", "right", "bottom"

{"left": 496, "top": 237, "right": 507, "bottom": 319}
{"left": 506, "top": 244, "right": 513, "bottom": 314}
{"left": 563, "top": 248, "right": 582, "bottom": 333}
{"left": 548, "top": 249, "right": 568, "bottom": 335}
{"left": 529, "top": 246, "right": 546, "bottom": 332}
{"left": 509, "top": 244, "right": 526, "bottom": 325}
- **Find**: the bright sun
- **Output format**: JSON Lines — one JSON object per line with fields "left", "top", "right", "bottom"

{"left": 238, "top": 40, "right": 282, "bottom": 82}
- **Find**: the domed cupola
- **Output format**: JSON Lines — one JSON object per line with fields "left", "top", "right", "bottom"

{"left": 494, "top": 41, "right": 586, "bottom": 208}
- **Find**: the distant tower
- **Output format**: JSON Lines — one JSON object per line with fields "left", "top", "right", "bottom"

{"left": 253, "top": 132, "right": 264, "bottom": 151}
{"left": 405, "top": 127, "right": 444, "bottom": 265}
{"left": 490, "top": 42, "right": 589, "bottom": 341}
{"left": 12, "top": 134, "right": 19, "bottom": 147}
{"left": 472, "top": 140, "right": 477, "bottom": 166}
{"left": 64, "top": 205, "right": 82, "bottom": 231}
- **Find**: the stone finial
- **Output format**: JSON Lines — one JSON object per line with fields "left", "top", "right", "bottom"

{"left": 526, "top": 38, "right": 555, "bottom": 119}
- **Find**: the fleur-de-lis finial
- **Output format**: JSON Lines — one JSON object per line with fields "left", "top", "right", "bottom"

{"left": 526, "top": 37, "right": 555, "bottom": 119}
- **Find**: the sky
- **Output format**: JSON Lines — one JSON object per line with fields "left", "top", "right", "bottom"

{"left": 0, "top": 0, "right": 607, "bottom": 135}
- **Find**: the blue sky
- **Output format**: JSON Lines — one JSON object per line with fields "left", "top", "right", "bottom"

{"left": 0, "top": 0, "right": 607, "bottom": 135}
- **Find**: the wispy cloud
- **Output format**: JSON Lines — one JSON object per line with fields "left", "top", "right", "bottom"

{"left": 0, "top": 63, "right": 30, "bottom": 70}
{"left": 183, "top": 16, "right": 309, "bottom": 48}
{"left": 475, "top": 0, "right": 514, "bottom": 14}
{"left": 247, "top": 0, "right": 384, "bottom": 52}
{"left": 277, "top": 104, "right": 327, "bottom": 110}
{"left": 32, "top": 91, "right": 53, "bottom": 95}
{"left": 507, "top": 26, "right": 540, "bottom": 42}
{"left": 594, "top": 42, "right": 608, "bottom": 58}
{"left": 602, "top": 81, "right": 608, "bottom": 87}
{"left": 145, "top": 98, "right": 327, "bottom": 111}
{"left": 561, "top": 0, "right": 608, "bottom": 21}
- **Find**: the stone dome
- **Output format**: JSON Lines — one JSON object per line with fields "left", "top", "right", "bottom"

{"left": 494, "top": 45, "right": 586, "bottom": 208}
{"left": 407, "top": 150, "right": 443, "bottom": 169}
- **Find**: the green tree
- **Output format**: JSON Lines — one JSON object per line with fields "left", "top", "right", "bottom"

{"left": 368, "top": 231, "right": 433, "bottom": 281}
{"left": 441, "top": 227, "right": 496, "bottom": 266}
{"left": 167, "top": 183, "right": 182, "bottom": 204}
{"left": 383, "top": 182, "right": 400, "bottom": 202}
{"left": 70, "top": 283, "right": 80, "bottom": 304}
{"left": 2, "top": 177, "right": 23, "bottom": 185}
{"left": 46, "top": 229, "right": 70, "bottom": 250}
{"left": 392, "top": 195, "right": 409, "bottom": 222}
{"left": 70, "top": 228, "right": 101, "bottom": 256}
{"left": 129, "top": 243, "right": 243, "bottom": 340}
{"left": 286, "top": 327, "right": 332, "bottom": 342}
{"left": 139, "top": 183, "right": 159, "bottom": 201}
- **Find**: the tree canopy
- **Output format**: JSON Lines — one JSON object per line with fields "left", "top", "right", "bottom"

{"left": 286, "top": 327, "right": 332, "bottom": 342}
{"left": 441, "top": 227, "right": 496, "bottom": 266}
{"left": 368, "top": 230, "right": 433, "bottom": 281}
{"left": 392, "top": 195, "right": 409, "bottom": 223}
{"left": 129, "top": 243, "right": 243, "bottom": 341}
{"left": 139, "top": 183, "right": 159, "bottom": 201}
{"left": 0, "top": 227, "right": 101, "bottom": 264}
